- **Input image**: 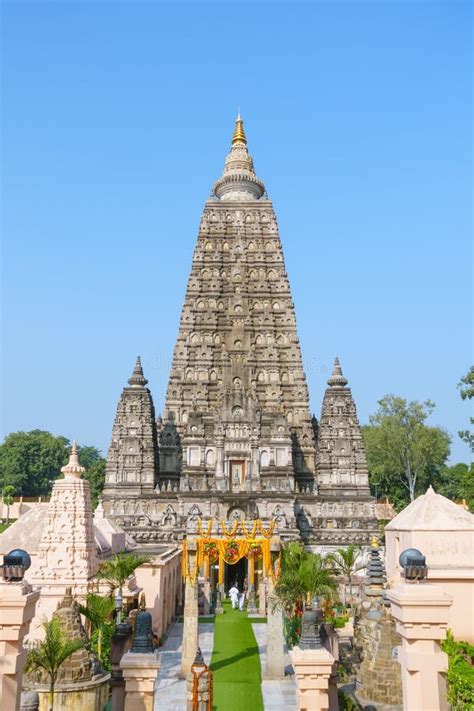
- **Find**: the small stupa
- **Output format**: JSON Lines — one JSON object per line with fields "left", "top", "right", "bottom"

{"left": 355, "top": 537, "right": 403, "bottom": 708}
{"left": 32, "top": 441, "right": 98, "bottom": 627}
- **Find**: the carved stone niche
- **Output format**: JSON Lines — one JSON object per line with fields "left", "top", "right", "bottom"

{"left": 227, "top": 507, "right": 246, "bottom": 521}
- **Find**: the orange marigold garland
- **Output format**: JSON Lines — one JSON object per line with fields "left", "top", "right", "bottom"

{"left": 220, "top": 519, "right": 240, "bottom": 538}
{"left": 198, "top": 518, "right": 213, "bottom": 539}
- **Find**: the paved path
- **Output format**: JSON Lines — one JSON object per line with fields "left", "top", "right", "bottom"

{"left": 153, "top": 622, "right": 214, "bottom": 711}
{"left": 252, "top": 622, "right": 298, "bottom": 711}
{"left": 153, "top": 616, "right": 298, "bottom": 711}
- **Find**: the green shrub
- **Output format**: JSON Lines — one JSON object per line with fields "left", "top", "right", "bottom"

{"left": 441, "top": 630, "right": 474, "bottom": 710}
{"left": 324, "top": 615, "right": 349, "bottom": 629}
{"left": 283, "top": 613, "right": 301, "bottom": 649}
{"left": 338, "top": 689, "right": 359, "bottom": 710}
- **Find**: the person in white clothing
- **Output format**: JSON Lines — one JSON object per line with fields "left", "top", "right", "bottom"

{"left": 228, "top": 583, "right": 239, "bottom": 609}
{"left": 239, "top": 581, "right": 247, "bottom": 611}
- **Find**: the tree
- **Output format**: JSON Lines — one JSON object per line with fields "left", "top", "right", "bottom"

{"left": 327, "top": 545, "right": 365, "bottom": 605}
{"left": 458, "top": 367, "right": 474, "bottom": 452}
{"left": 25, "top": 618, "right": 84, "bottom": 711}
{"left": 78, "top": 446, "right": 106, "bottom": 508}
{"left": 436, "top": 462, "right": 474, "bottom": 511}
{"left": 2, "top": 484, "right": 15, "bottom": 524}
{"left": 96, "top": 552, "right": 152, "bottom": 620}
{"left": 0, "top": 430, "right": 69, "bottom": 496}
{"left": 77, "top": 593, "right": 115, "bottom": 669}
{"left": 0, "top": 432, "right": 107, "bottom": 503}
{"left": 274, "top": 542, "right": 336, "bottom": 614}
{"left": 362, "top": 396, "right": 450, "bottom": 508}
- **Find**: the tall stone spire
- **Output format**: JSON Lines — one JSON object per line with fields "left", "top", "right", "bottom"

{"left": 316, "top": 357, "right": 371, "bottom": 497}
{"left": 213, "top": 114, "right": 265, "bottom": 201}
{"left": 163, "top": 114, "right": 316, "bottom": 497}
{"left": 103, "top": 357, "right": 158, "bottom": 502}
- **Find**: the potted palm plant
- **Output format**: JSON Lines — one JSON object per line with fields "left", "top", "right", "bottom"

{"left": 274, "top": 542, "right": 336, "bottom": 649}
{"left": 327, "top": 545, "right": 365, "bottom": 607}
{"left": 95, "top": 552, "right": 152, "bottom": 622}
{"left": 77, "top": 592, "right": 116, "bottom": 669}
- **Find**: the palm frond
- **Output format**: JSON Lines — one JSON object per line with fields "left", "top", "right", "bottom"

{"left": 96, "top": 552, "right": 152, "bottom": 591}
{"left": 78, "top": 593, "right": 116, "bottom": 632}
{"left": 25, "top": 618, "right": 84, "bottom": 678}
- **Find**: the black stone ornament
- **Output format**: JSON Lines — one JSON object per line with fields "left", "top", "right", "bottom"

{"left": 130, "top": 608, "right": 154, "bottom": 654}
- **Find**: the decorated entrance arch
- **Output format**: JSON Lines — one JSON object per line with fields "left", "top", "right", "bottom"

{"left": 181, "top": 518, "right": 278, "bottom": 586}
{"left": 180, "top": 517, "right": 284, "bottom": 678}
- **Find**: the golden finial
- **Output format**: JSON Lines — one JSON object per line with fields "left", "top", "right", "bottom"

{"left": 371, "top": 536, "right": 379, "bottom": 548}
{"left": 232, "top": 112, "right": 247, "bottom": 146}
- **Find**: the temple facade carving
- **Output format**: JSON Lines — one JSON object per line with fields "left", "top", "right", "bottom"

{"left": 102, "top": 115, "right": 377, "bottom": 550}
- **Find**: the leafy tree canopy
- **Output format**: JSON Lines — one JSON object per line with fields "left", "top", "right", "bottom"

{"left": 0, "top": 430, "right": 106, "bottom": 503}
{"left": 362, "top": 395, "right": 450, "bottom": 509}
{"left": 435, "top": 462, "right": 474, "bottom": 511}
{"left": 0, "top": 430, "right": 69, "bottom": 496}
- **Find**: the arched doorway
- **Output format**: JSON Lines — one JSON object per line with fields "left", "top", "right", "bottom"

{"left": 224, "top": 557, "right": 246, "bottom": 592}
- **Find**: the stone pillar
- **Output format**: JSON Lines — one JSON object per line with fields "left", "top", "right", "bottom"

{"left": 181, "top": 542, "right": 199, "bottom": 676}
{"left": 215, "top": 584, "right": 224, "bottom": 615}
{"left": 203, "top": 580, "right": 211, "bottom": 615}
{"left": 258, "top": 578, "right": 266, "bottom": 616}
{"left": 110, "top": 621, "right": 132, "bottom": 711}
{"left": 290, "top": 646, "right": 336, "bottom": 711}
{"left": 247, "top": 558, "right": 257, "bottom": 615}
{"left": 387, "top": 583, "right": 452, "bottom": 711}
{"left": 265, "top": 580, "right": 285, "bottom": 679}
{"left": 120, "top": 652, "right": 160, "bottom": 711}
{"left": 0, "top": 580, "right": 40, "bottom": 711}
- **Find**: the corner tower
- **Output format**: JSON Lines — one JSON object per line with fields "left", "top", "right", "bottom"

{"left": 163, "top": 115, "right": 316, "bottom": 495}
{"left": 316, "top": 358, "right": 371, "bottom": 496}
{"left": 104, "top": 357, "right": 158, "bottom": 499}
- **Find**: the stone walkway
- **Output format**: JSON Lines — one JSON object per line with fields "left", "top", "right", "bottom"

{"left": 153, "top": 622, "right": 214, "bottom": 711}
{"left": 252, "top": 622, "right": 298, "bottom": 711}
{"left": 153, "top": 618, "right": 298, "bottom": 710}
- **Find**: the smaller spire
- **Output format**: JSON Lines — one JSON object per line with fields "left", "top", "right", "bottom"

{"left": 232, "top": 113, "right": 247, "bottom": 146}
{"left": 128, "top": 356, "right": 148, "bottom": 387}
{"left": 365, "top": 544, "right": 386, "bottom": 599}
{"left": 327, "top": 357, "right": 348, "bottom": 388}
{"left": 61, "top": 440, "right": 86, "bottom": 479}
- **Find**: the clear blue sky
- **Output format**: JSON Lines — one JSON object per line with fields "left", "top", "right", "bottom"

{"left": 2, "top": 1, "right": 472, "bottom": 462}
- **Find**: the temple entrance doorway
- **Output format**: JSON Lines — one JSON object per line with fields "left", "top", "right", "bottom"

{"left": 224, "top": 557, "right": 246, "bottom": 593}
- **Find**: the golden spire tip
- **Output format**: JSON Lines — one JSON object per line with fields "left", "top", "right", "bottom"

{"left": 232, "top": 112, "right": 247, "bottom": 146}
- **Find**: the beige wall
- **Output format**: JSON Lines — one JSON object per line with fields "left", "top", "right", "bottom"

{"left": 0, "top": 498, "right": 45, "bottom": 521}
{"left": 134, "top": 550, "right": 181, "bottom": 640}
{"left": 386, "top": 528, "right": 474, "bottom": 643}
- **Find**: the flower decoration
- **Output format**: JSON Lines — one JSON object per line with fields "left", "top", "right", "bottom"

{"left": 247, "top": 542, "right": 263, "bottom": 560}
{"left": 203, "top": 542, "right": 219, "bottom": 563}
{"left": 224, "top": 540, "right": 239, "bottom": 562}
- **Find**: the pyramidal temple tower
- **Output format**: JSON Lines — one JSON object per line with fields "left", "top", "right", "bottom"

{"left": 103, "top": 116, "right": 377, "bottom": 549}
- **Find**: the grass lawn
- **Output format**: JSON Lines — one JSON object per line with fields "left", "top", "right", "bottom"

{"left": 210, "top": 600, "right": 264, "bottom": 711}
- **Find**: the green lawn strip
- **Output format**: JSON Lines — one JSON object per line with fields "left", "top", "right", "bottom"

{"left": 210, "top": 600, "right": 264, "bottom": 711}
